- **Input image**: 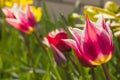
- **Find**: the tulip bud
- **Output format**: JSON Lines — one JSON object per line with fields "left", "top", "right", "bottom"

{"left": 43, "top": 29, "right": 71, "bottom": 66}
{"left": 43, "top": 29, "right": 71, "bottom": 52}
{"left": 63, "top": 15, "right": 114, "bottom": 67}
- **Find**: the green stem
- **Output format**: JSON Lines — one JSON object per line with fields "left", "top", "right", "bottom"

{"left": 46, "top": 47, "right": 62, "bottom": 80}
{"left": 21, "top": 33, "right": 36, "bottom": 79}
{"left": 33, "top": 32, "right": 62, "bottom": 80}
{"left": 64, "top": 52, "right": 72, "bottom": 80}
{"left": 22, "top": 34, "right": 32, "bottom": 65}
{"left": 91, "top": 67, "right": 95, "bottom": 80}
{"left": 69, "top": 56, "right": 81, "bottom": 75}
{"left": 102, "top": 64, "right": 111, "bottom": 80}
{"left": 33, "top": 32, "right": 47, "bottom": 53}
{"left": 69, "top": 55, "right": 86, "bottom": 80}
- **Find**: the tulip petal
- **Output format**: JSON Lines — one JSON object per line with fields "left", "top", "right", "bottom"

{"left": 68, "top": 27, "right": 84, "bottom": 51}
{"left": 46, "top": 36, "right": 54, "bottom": 45}
{"left": 6, "top": 18, "right": 28, "bottom": 33}
{"left": 14, "top": 11, "right": 32, "bottom": 30}
{"left": 62, "top": 39, "right": 82, "bottom": 58}
{"left": 6, "top": 18, "right": 21, "bottom": 29}
{"left": 62, "top": 39, "right": 77, "bottom": 50}
{"left": 63, "top": 39, "right": 97, "bottom": 67}
{"left": 97, "top": 17, "right": 113, "bottom": 53}
{"left": 14, "top": 11, "right": 27, "bottom": 24}
{"left": 47, "top": 32, "right": 69, "bottom": 52}
{"left": 54, "top": 32, "right": 68, "bottom": 44}
{"left": 2, "top": 8, "right": 15, "bottom": 18}
{"left": 98, "top": 32, "right": 111, "bottom": 55}
{"left": 26, "top": 5, "right": 36, "bottom": 27}
{"left": 105, "top": 20, "right": 112, "bottom": 38}
{"left": 63, "top": 39, "right": 96, "bottom": 66}
{"left": 42, "top": 37, "right": 50, "bottom": 47}
{"left": 51, "top": 44, "right": 66, "bottom": 65}
{"left": 96, "top": 15, "right": 112, "bottom": 36}
{"left": 68, "top": 27, "right": 82, "bottom": 44}
{"left": 83, "top": 41, "right": 99, "bottom": 60}
{"left": 47, "top": 32, "right": 66, "bottom": 45}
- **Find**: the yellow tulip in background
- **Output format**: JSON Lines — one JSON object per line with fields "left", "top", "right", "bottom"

{"left": 31, "top": 6, "right": 42, "bottom": 22}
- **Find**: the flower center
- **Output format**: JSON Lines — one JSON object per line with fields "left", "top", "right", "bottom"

{"left": 90, "top": 53, "right": 112, "bottom": 66}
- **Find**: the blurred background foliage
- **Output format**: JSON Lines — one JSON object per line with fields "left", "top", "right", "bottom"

{"left": 0, "top": 0, "right": 120, "bottom": 80}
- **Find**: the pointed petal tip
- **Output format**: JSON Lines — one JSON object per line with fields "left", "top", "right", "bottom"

{"left": 85, "top": 15, "right": 91, "bottom": 25}
{"left": 26, "top": 4, "right": 31, "bottom": 12}
{"left": 106, "top": 20, "right": 110, "bottom": 26}
{"left": 68, "top": 27, "right": 74, "bottom": 35}
{"left": 85, "top": 15, "right": 89, "bottom": 21}
{"left": 2, "top": 8, "right": 8, "bottom": 16}
{"left": 6, "top": 18, "right": 20, "bottom": 29}
{"left": 96, "top": 14, "right": 106, "bottom": 25}
{"left": 68, "top": 26, "right": 72, "bottom": 30}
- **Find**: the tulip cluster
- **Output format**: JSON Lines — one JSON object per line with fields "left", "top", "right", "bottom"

{"left": 0, "top": 0, "right": 117, "bottom": 79}
{"left": 2, "top": 3, "right": 114, "bottom": 67}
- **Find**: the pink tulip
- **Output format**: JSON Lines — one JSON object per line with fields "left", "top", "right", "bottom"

{"left": 63, "top": 15, "right": 114, "bottom": 67}
{"left": 43, "top": 29, "right": 71, "bottom": 52}
{"left": 2, "top": 4, "right": 37, "bottom": 34}
{"left": 43, "top": 29, "right": 70, "bottom": 65}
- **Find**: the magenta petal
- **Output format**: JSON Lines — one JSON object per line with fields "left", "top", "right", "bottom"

{"left": 63, "top": 39, "right": 96, "bottom": 67}
{"left": 83, "top": 41, "right": 99, "bottom": 61}
{"left": 55, "top": 33, "right": 68, "bottom": 42}
{"left": 85, "top": 16, "right": 102, "bottom": 42}
{"left": 6, "top": 18, "right": 21, "bottom": 29}
{"left": 98, "top": 31, "right": 112, "bottom": 55}
{"left": 46, "top": 36, "right": 54, "bottom": 45}
{"left": 14, "top": 11, "right": 31, "bottom": 29}
{"left": 68, "top": 27, "right": 82, "bottom": 44}
{"left": 14, "top": 11, "right": 26, "bottom": 24}
{"left": 62, "top": 39, "right": 77, "bottom": 50}
{"left": 26, "top": 5, "right": 36, "bottom": 27}
{"left": 6, "top": 18, "right": 28, "bottom": 33}
{"left": 2, "top": 8, "right": 15, "bottom": 18}
{"left": 46, "top": 31, "right": 70, "bottom": 52}
{"left": 62, "top": 39, "right": 82, "bottom": 58}
{"left": 68, "top": 27, "right": 84, "bottom": 51}
{"left": 96, "top": 15, "right": 112, "bottom": 37}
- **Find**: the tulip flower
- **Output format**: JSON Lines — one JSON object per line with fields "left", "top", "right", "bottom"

{"left": 63, "top": 15, "right": 114, "bottom": 67}
{"left": 43, "top": 29, "right": 70, "bottom": 65}
{"left": 43, "top": 29, "right": 71, "bottom": 52}
{"left": 2, "top": 3, "right": 37, "bottom": 34}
